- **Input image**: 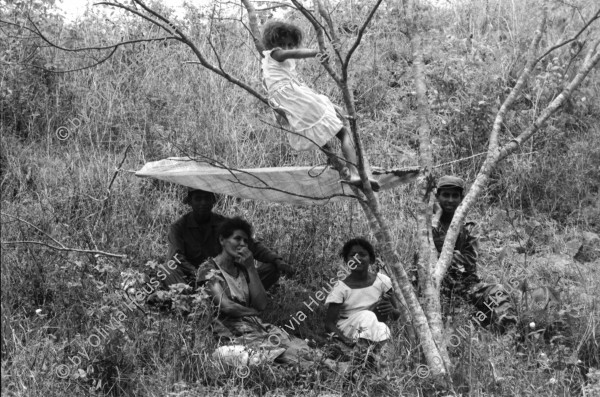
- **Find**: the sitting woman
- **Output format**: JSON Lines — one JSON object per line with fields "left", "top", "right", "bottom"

{"left": 325, "top": 238, "right": 400, "bottom": 357}
{"left": 196, "top": 217, "right": 337, "bottom": 368}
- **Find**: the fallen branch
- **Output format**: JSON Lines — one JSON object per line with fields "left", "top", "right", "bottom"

{"left": 1, "top": 240, "right": 126, "bottom": 259}
{"left": 1, "top": 212, "right": 127, "bottom": 259}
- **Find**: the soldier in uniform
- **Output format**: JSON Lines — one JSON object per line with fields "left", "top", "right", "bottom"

{"left": 433, "top": 175, "right": 517, "bottom": 330}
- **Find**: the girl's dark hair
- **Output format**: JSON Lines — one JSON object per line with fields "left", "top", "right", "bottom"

{"left": 340, "top": 238, "right": 376, "bottom": 262}
{"left": 262, "top": 21, "right": 303, "bottom": 50}
{"left": 217, "top": 217, "right": 253, "bottom": 242}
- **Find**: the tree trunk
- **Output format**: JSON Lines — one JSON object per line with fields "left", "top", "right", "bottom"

{"left": 400, "top": 0, "right": 453, "bottom": 376}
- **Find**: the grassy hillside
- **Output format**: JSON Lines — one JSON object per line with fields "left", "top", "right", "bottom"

{"left": 1, "top": 0, "right": 599, "bottom": 395}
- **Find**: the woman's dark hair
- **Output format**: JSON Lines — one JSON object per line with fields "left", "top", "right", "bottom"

{"left": 217, "top": 217, "right": 253, "bottom": 242}
{"left": 340, "top": 238, "right": 376, "bottom": 262}
{"left": 262, "top": 21, "right": 303, "bottom": 50}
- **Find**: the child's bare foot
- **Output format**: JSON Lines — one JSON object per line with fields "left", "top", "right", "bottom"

{"left": 369, "top": 179, "right": 381, "bottom": 192}
{"left": 339, "top": 167, "right": 352, "bottom": 180}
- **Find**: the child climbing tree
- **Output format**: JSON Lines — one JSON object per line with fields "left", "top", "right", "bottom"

{"left": 260, "top": 20, "right": 381, "bottom": 192}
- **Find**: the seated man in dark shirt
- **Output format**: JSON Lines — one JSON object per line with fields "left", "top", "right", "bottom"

{"left": 162, "top": 188, "right": 294, "bottom": 291}
{"left": 433, "top": 176, "right": 517, "bottom": 330}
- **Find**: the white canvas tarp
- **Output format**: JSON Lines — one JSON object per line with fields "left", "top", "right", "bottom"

{"left": 135, "top": 157, "right": 419, "bottom": 205}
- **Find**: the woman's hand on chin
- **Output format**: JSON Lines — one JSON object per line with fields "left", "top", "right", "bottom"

{"left": 236, "top": 247, "right": 254, "bottom": 266}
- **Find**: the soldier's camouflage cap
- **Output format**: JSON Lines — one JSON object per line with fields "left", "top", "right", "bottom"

{"left": 436, "top": 175, "right": 466, "bottom": 190}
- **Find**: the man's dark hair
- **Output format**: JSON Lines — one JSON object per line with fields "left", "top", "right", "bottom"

{"left": 183, "top": 188, "right": 217, "bottom": 205}
{"left": 262, "top": 20, "right": 303, "bottom": 50}
{"left": 340, "top": 237, "right": 376, "bottom": 263}
{"left": 217, "top": 217, "right": 253, "bottom": 241}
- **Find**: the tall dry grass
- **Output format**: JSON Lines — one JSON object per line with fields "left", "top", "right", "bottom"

{"left": 1, "top": 0, "right": 599, "bottom": 395}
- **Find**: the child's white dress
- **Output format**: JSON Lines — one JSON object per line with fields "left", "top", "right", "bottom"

{"left": 262, "top": 49, "right": 343, "bottom": 151}
{"left": 325, "top": 273, "right": 392, "bottom": 342}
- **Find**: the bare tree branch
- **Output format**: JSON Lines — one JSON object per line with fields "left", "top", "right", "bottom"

{"left": 92, "top": 145, "right": 132, "bottom": 230}
{"left": 0, "top": 212, "right": 127, "bottom": 259}
{"left": 129, "top": 0, "right": 182, "bottom": 36}
{"left": 1, "top": 240, "right": 126, "bottom": 259}
{"left": 533, "top": 8, "right": 600, "bottom": 67}
{"left": 289, "top": 0, "right": 343, "bottom": 84}
{"left": 315, "top": 0, "right": 344, "bottom": 65}
{"left": 207, "top": 5, "right": 226, "bottom": 73}
{"left": 500, "top": 41, "right": 600, "bottom": 160}
{"left": 256, "top": 5, "right": 292, "bottom": 12}
{"left": 2, "top": 47, "right": 119, "bottom": 74}
{"left": 94, "top": 0, "right": 270, "bottom": 105}
{"left": 95, "top": 2, "right": 179, "bottom": 37}
{"left": 1, "top": 212, "right": 63, "bottom": 247}
{"left": 16, "top": 17, "right": 176, "bottom": 53}
{"left": 240, "top": 0, "right": 266, "bottom": 54}
{"left": 1, "top": 16, "right": 178, "bottom": 73}
{"left": 343, "top": 0, "right": 384, "bottom": 71}
{"left": 487, "top": 11, "right": 547, "bottom": 152}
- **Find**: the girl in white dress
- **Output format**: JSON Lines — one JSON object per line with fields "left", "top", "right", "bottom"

{"left": 325, "top": 238, "right": 400, "bottom": 360}
{"left": 261, "top": 21, "right": 379, "bottom": 192}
